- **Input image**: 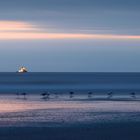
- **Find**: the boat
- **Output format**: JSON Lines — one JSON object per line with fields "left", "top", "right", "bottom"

{"left": 18, "top": 67, "right": 28, "bottom": 73}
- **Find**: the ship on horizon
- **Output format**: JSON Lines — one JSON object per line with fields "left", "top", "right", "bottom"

{"left": 18, "top": 67, "right": 28, "bottom": 73}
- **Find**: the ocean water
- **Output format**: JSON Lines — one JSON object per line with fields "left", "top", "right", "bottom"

{"left": 0, "top": 72, "right": 140, "bottom": 94}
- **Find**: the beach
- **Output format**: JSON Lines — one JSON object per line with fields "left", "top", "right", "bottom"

{"left": 0, "top": 95, "right": 139, "bottom": 139}
{"left": 0, "top": 73, "right": 139, "bottom": 139}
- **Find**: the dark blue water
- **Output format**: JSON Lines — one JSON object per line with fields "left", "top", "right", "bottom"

{"left": 0, "top": 72, "right": 140, "bottom": 94}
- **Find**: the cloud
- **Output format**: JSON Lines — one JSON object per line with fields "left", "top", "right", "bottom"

{"left": 0, "top": 32, "right": 140, "bottom": 40}
{"left": 0, "top": 21, "right": 140, "bottom": 40}
{"left": 0, "top": 21, "right": 37, "bottom": 31}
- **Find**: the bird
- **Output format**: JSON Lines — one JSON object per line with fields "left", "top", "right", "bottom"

{"left": 107, "top": 92, "right": 113, "bottom": 99}
{"left": 69, "top": 91, "right": 74, "bottom": 98}
{"left": 88, "top": 92, "right": 92, "bottom": 98}
{"left": 41, "top": 92, "right": 50, "bottom": 100}
{"left": 130, "top": 92, "right": 136, "bottom": 99}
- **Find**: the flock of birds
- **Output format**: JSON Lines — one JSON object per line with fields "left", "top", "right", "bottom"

{"left": 16, "top": 91, "right": 137, "bottom": 100}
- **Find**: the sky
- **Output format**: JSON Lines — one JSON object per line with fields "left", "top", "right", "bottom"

{"left": 0, "top": 0, "right": 140, "bottom": 72}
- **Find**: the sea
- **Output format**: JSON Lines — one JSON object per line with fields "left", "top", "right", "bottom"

{"left": 0, "top": 72, "right": 140, "bottom": 94}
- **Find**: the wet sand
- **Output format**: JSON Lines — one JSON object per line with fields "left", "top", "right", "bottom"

{"left": 0, "top": 95, "right": 139, "bottom": 139}
{"left": 0, "top": 122, "right": 140, "bottom": 140}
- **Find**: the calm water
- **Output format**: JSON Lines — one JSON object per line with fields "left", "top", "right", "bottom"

{"left": 0, "top": 72, "right": 140, "bottom": 94}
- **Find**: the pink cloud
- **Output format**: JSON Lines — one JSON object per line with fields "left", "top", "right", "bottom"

{"left": 0, "top": 21, "right": 140, "bottom": 40}
{"left": 0, "top": 21, "right": 37, "bottom": 31}
{"left": 0, "top": 32, "right": 140, "bottom": 40}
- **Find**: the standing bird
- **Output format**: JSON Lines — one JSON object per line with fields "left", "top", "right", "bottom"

{"left": 41, "top": 92, "right": 47, "bottom": 100}
{"left": 69, "top": 91, "right": 74, "bottom": 99}
{"left": 107, "top": 92, "right": 113, "bottom": 99}
{"left": 88, "top": 92, "right": 92, "bottom": 98}
{"left": 130, "top": 92, "right": 136, "bottom": 99}
{"left": 41, "top": 92, "right": 50, "bottom": 100}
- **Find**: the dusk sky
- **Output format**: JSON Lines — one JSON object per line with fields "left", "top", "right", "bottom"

{"left": 0, "top": 0, "right": 140, "bottom": 72}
